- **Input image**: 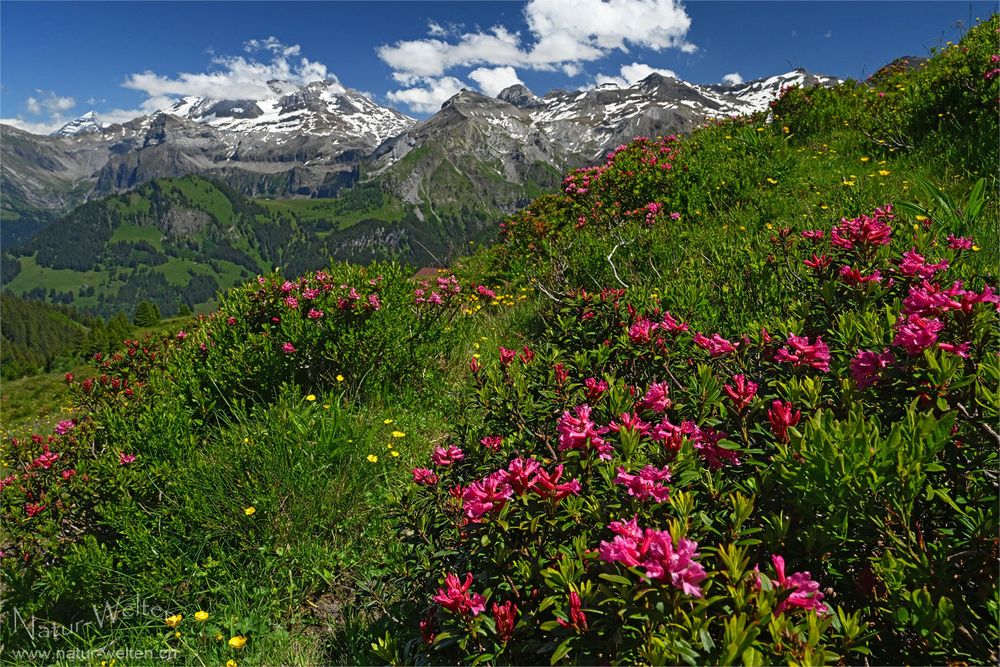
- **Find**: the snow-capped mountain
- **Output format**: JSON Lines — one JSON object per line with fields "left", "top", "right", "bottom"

{"left": 162, "top": 79, "right": 413, "bottom": 147}
{"left": 369, "top": 69, "right": 840, "bottom": 214}
{"left": 52, "top": 111, "right": 102, "bottom": 137}
{"left": 5, "top": 68, "right": 838, "bottom": 240}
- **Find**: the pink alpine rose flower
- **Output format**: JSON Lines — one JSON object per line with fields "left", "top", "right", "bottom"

{"left": 599, "top": 516, "right": 707, "bottom": 596}
{"left": 557, "top": 404, "right": 613, "bottom": 460}
{"left": 850, "top": 349, "right": 894, "bottom": 388}
{"left": 480, "top": 435, "right": 503, "bottom": 452}
{"left": 892, "top": 315, "right": 944, "bottom": 355}
{"left": 608, "top": 411, "right": 652, "bottom": 436}
{"left": 637, "top": 381, "right": 671, "bottom": 413}
{"left": 432, "top": 445, "right": 465, "bottom": 467}
{"left": 433, "top": 573, "right": 486, "bottom": 616}
{"left": 774, "top": 334, "right": 831, "bottom": 372}
{"left": 614, "top": 465, "right": 671, "bottom": 502}
{"left": 768, "top": 400, "right": 801, "bottom": 443}
{"left": 499, "top": 347, "right": 517, "bottom": 366}
{"left": 693, "top": 332, "right": 737, "bottom": 357}
{"left": 628, "top": 318, "right": 658, "bottom": 344}
{"left": 947, "top": 234, "right": 973, "bottom": 250}
{"left": 462, "top": 470, "right": 513, "bottom": 520}
{"left": 723, "top": 374, "right": 758, "bottom": 412}
{"left": 557, "top": 591, "right": 588, "bottom": 632}
{"left": 506, "top": 457, "right": 542, "bottom": 494}
{"left": 660, "top": 311, "right": 689, "bottom": 333}
{"left": 533, "top": 464, "right": 582, "bottom": 501}
{"left": 54, "top": 420, "right": 76, "bottom": 435}
{"left": 412, "top": 468, "right": 439, "bottom": 486}
{"left": 492, "top": 601, "right": 517, "bottom": 643}
{"left": 764, "top": 555, "right": 828, "bottom": 615}
{"left": 830, "top": 205, "right": 893, "bottom": 250}
{"left": 899, "top": 248, "right": 949, "bottom": 279}
{"left": 839, "top": 265, "right": 882, "bottom": 285}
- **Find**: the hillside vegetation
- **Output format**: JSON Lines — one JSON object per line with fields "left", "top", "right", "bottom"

{"left": 2, "top": 171, "right": 514, "bottom": 322}
{"left": 1, "top": 18, "right": 997, "bottom": 666}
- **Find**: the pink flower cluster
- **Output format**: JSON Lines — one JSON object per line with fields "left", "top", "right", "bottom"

{"left": 637, "top": 381, "right": 671, "bottom": 413}
{"left": 412, "top": 468, "right": 439, "bottom": 485}
{"left": 480, "top": 435, "right": 503, "bottom": 451}
{"left": 414, "top": 274, "right": 462, "bottom": 305}
{"left": 648, "top": 418, "right": 739, "bottom": 468}
{"left": 433, "top": 572, "right": 485, "bottom": 616}
{"left": 54, "top": 420, "right": 76, "bottom": 436}
{"left": 463, "top": 457, "right": 582, "bottom": 520}
{"left": 774, "top": 334, "right": 831, "bottom": 372}
{"left": 759, "top": 555, "right": 827, "bottom": 615}
{"left": 557, "top": 404, "right": 613, "bottom": 460}
{"left": 768, "top": 400, "right": 801, "bottom": 443}
{"left": 850, "top": 349, "right": 895, "bottom": 388}
{"left": 693, "top": 332, "right": 737, "bottom": 357}
{"left": 839, "top": 265, "right": 883, "bottom": 285}
{"left": 432, "top": 445, "right": 465, "bottom": 466}
{"left": 614, "top": 465, "right": 672, "bottom": 502}
{"left": 899, "top": 248, "right": 949, "bottom": 279}
{"left": 724, "top": 374, "right": 758, "bottom": 412}
{"left": 830, "top": 205, "right": 894, "bottom": 250}
{"left": 599, "top": 516, "right": 707, "bottom": 596}
{"left": 584, "top": 377, "right": 609, "bottom": 401}
{"left": 892, "top": 315, "right": 944, "bottom": 355}
{"left": 903, "top": 280, "right": 998, "bottom": 318}
{"left": 462, "top": 470, "right": 514, "bottom": 520}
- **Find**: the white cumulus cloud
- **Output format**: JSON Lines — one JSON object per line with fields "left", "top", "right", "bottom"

{"left": 0, "top": 116, "right": 66, "bottom": 134}
{"left": 385, "top": 76, "right": 467, "bottom": 114}
{"left": 124, "top": 37, "right": 337, "bottom": 103}
{"left": 379, "top": 0, "right": 695, "bottom": 111}
{"left": 25, "top": 89, "right": 76, "bottom": 115}
{"left": 594, "top": 62, "right": 677, "bottom": 88}
{"left": 721, "top": 72, "right": 743, "bottom": 85}
{"left": 468, "top": 66, "right": 523, "bottom": 97}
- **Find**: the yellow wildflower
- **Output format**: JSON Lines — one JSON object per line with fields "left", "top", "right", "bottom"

{"left": 383, "top": 419, "right": 394, "bottom": 424}
{"left": 367, "top": 454, "right": 378, "bottom": 463}
{"left": 195, "top": 611, "right": 209, "bottom": 622}
{"left": 228, "top": 636, "right": 247, "bottom": 649}
{"left": 306, "top": 394, "right": 316, "bottom": 402}
{"left": 336, "top": 375, "right": 344, "bottom": 382}
{"left": 227, "top": 661, "right": 238, "bottom": 667}
{"left": 165, "top": 614, "right": 183, "bottom": 628}
{"left": 391, "top": 450, "right": 400, "bottom": 458}
{"left": 391, "top": 431, "right": 406, "bottom": 438}
{"left": 766, "top": 178, "right": 778, "bottom": 184}
{"left": 244, "top": 507, "right": 255, "bottom": 516}
{"left": 860, "top": 157, "right": 870, "bottom": 162}
{"left": 878, "top": 170, "right": 891, "bottom": 176}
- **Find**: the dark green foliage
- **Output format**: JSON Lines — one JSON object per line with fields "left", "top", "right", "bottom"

{"left": 132, "top": 300, "right": 161, "bottom": 327}
{"left": 0, "top": 291, "right": 89, "bottom": 379}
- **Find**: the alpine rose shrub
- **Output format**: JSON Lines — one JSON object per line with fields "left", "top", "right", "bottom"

{"left": 386, "top": 198, "right": 997, "bottom": 665}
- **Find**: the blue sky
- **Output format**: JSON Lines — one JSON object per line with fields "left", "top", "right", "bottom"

{"left": 1, "top": 1, "right": 994, "bottom": 133}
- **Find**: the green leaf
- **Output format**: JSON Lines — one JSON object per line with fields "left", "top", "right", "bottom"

{"left": 551, "top": 637, "right": 575, "bottom": 665}
{"left": 599, "top": 572, "right": 632, "bottom": 586}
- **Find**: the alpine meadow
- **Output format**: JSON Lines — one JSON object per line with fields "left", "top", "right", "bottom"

{"left": 1, "top": 9, "right": 998, "bottom": 667}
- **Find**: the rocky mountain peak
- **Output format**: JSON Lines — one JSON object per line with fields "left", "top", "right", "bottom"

{"left": 497, "top": 84, "right": 543, "bottom": 109}
{"left": 52, "top": 111, "right": 102, "bottom": 137}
